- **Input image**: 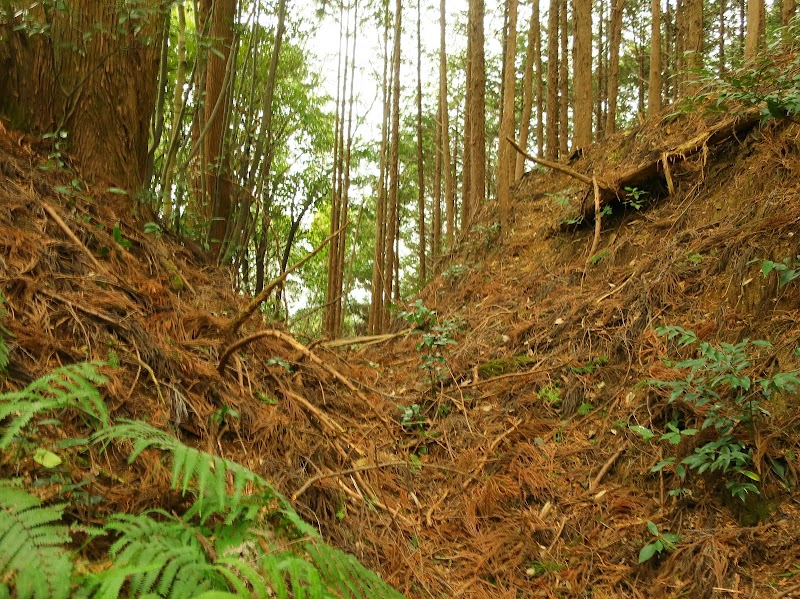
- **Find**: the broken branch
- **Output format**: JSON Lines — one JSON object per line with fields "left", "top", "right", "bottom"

{"left": 226, "top": 222, "right": 349, "bottom": 336}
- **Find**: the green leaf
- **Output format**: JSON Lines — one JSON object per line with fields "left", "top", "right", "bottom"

{"left": 629, "top": 425, "right": 654, "bottom": 441}
{"left": 33, "top": 448, "right": 62, "bottom": 468}
{"left": 741, "top": 470, "right": 761, "bottom": 481}
{"left": 106, "top": 187, "right": 128, "bottom": 195}
{"left": 638, "top": 543, "right": 658, "bottom": 563}
{"left": 646, "top": 520, "right": 659, "bottom": 536}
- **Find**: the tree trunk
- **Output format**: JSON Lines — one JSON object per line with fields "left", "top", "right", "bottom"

{"left": 497, "top": 0, "right": 517, "bottom": 229}
{"left": 466, "top": 0, "right": 486, "bottom": 228}
{"left": 517, "top": 0, "right": 539, "bottom": 179}
{"left": 534, "top": 0, "right": 544, "bottom": 158}
{"left": 199, "top": 0, "right": 238, "bottom": 259}
{"left": 0, "top": 1, "right": 165, "bottom": 190}
{"left": 546, "top": 0, "right": 560, "bottom": 159}
{"left": 683, "top": 0, "right": 703, "bottom": 92}
{"left": 368, "top": 0, "right": 392, "bottom": 335}
{"left": 606, "top": 0, "right": 624, "bottom": 133}
{"left": 744, "top": 0, "right": 765, "bottom": 60}
{"left": 572, "top": 0, "right": 592, "bottom": 149}
{"left": 782, "top": 0, "right": 797, "bottom": 25}
{"left": 649, "top": 0, "right": 663, "bottom": 115}
{"left": 440, "top": 0, "right": 455, "bottom": 247}
{"left": 416, "top": 0, "right": 426, "bottom": 283}
{"left": 558, "top": 0, "right": 569, "bottom": 157}
{"left": 384, "top": 0, "right": 402, "bottom": 331}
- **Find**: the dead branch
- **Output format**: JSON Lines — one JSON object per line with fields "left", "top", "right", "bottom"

{"left": 584, "top": 177, "right": 603, "bottom": 276}
{"left": 225, "top": 222, "right": 349, "bottom": 336}
{"left": 588, "top": 444, "right": 627, "bottom": 492}
{"left": 218, "top": 328, "right": 392, "bottom": 427}
{"left": 292, "top": 460, "right": 406, "bottom": 500}
{"left": 318, "top": 328, "right": 413, "bottom": 349}
{"left": 42, "top": 203, "right": 107, "bottom": 274}
{"left": 507, "top": 136, "right": 594, "bottom": 185}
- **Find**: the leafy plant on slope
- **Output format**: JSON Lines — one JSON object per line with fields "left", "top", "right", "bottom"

{"left": 638, "top": 326, "right": 800, "bottom": 501}
{"left": 0, "top": 363, "right": 405, "bottom": 598}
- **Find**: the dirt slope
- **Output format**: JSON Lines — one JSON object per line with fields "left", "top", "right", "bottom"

{"left": 2, "top": 94, "right": 800, "bottom": 598}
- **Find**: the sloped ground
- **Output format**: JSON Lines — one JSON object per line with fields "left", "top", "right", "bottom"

{"left": 2, "top": 87, "right": 800, "bottom": 599}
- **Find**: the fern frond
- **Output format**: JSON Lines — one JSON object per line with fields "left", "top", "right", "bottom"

{"left": 303, "top": 541, "right": 405, "bottom": 599}
{"left": 0, "top": 362, "right": 108, "bottom": 448}
{"left": 100, "top": 511, "right": 227, "bottom": 598}
{"left": 92, "top": 420, "right": 269, "bottom": 519}
{"left": 0, "top": 480, "right": 73, "bottom": 599}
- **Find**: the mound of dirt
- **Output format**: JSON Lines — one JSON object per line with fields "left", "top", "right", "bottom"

{"left": 3, "top": 87, "right": 800, "bottom": 598}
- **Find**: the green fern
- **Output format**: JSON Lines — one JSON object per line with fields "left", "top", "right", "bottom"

{"left": 0, "top": 294, "right": 9, "bottom": 373}
{"left": 92, "top": 420, "right": 267, "bottom": 520}
{"left": 0, "top": 362, "right": 108, "bottom": 448}
{"left": 0, "top": 480, "right": 73, "bottom": 599}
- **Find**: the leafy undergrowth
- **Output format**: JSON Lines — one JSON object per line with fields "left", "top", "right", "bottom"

{"left": 3, "top": 54, "right": 800, "bottom": 598}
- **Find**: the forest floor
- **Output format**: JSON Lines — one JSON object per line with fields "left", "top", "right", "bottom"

{"left": 3, "top": 67, "right": 800, "bottom": 597}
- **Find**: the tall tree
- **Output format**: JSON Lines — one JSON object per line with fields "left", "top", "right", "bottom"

{"left": 606, "top": 0, "right": 624, "bottom": 133}
{"left": 558, "top": 0, "right": 569, "bottom": 156}
{"left": 572, "top": 0, "right": 593, "bottom": 148}
{"left": 368, "top": 0, "right": 392, "bottom": 334}
{"left": 682, "top": 0, "right": 703, "bottom": 92}
{"left": 745, "top": 0, "right": 765, "bottom": 59}
{"left": 497, "top": 0, "right": 518, "bottom": 228}
{"left": 439, "top": 0, "right": 455, "bottom": 247}
{"left": 197, "top": 0, "right": 238, "bottom": 258}
{"left": 781, "top": 0, "right": 797, "bottom": 25}
{"left": 0, "top": 1, "right": 166, "bottom": 189}
{"left": 649, "top": 0, "right": 663, "bottom": 115}
{"left": 517, "top": 0, "right": 540, "bottom": 179}
{"left": 545, "top": 0, "right": 560, "bottom": 159}
{"left": 466, "top": 0, "right": 486, "bottom": 228}
{"left": 416, "top": 0, "right": 426, "bottom": 283}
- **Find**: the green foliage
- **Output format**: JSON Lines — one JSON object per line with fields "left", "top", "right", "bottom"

{"left": 0, "top": 362, "right": 109, "bottom": 448}
{"left": 570, "top": 356, "right": 608, "bottom": 375}
{"left": 0, "top": 480, "right": 73, "bottom": 599}
{"left": 638, "top": 520, "right": 681, "bottom": 564}
{"left": 687, "top": 53, "right": 800, "bottom": 122}
{"left": 0, "top": 294, "right": 9, "bottom": 373}
{"left": 398, "top": 301, "right": 459, "bottom": 389}
{"left": 623, "top": 186, "right": 648, "bottom": 210}
{"left": 538, "top": 384, "right": 561, "bottom": 407}
{"left": 0, "top": 364, "right": 405, "bottom": 598}
{"left": 640, "top": 326, "right": 800, "bottom": 500}
{"left": 760, "top": 255, "right": 800, "bottom": 288}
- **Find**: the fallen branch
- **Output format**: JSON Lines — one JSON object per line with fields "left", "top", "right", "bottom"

{"left": 584, "top": 177, "right": 603, "bottom": 277}
{"left": 42, "top": 203, "right": 107, "bottom": 275}
{"left": 225, "top": 223, "right": 348, "bottom": 336}
{"left": 318, "top": 328, "right": 413, "bottom": 349}
{"left": 217, "top": 328, "right": 392, "bottom": 427}
{"left": 507, "top": 136, "right": 595, "bottom": 185}
{"left": 292, "top": 460, "right": 406, "bottom": 500}
{"left": 588, "top": 444, "right": 627, "bottom": 492}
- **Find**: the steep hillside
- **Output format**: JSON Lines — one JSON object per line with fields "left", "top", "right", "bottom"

{"left": 2, "top": 83, "right": 800, "bottom": 597}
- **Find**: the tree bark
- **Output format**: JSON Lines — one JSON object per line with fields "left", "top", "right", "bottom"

{"left": 649, "top": 0, "right": 662, "bottom": 115}
{"left": 744, "top": 0, "right": 765, "bottom": 60}
{"left": 545, "top": 0, "right": 560, "bottom": 159}
{"left": 439, "top": 0, "right": 454, "bottom": 247}
{"left": 606, "top": 0, "right": 624, "bottom": 133}
{"left": 572, "top": 0, "right": 593, "bottom": 149}
{"left": 559, "top": 0, "right": 569, "bottom": 157}
{"left": 466, "top": 0, "right": 486, "bottom": 228}
{"left": 516, "top": 0, "right": 539, "bottom": 179}
{"left": 497, "top": 0, "right": 517, "bottom": 229}
{"left": 416, "top": 0, "right": 426, "bottom": 283}
{"left": 0, "top": 1, "right": 166, "bottom": 190}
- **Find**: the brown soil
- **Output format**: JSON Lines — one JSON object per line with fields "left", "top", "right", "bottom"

{"left": 3, "top": 94, "right": 800, "bottom": 598}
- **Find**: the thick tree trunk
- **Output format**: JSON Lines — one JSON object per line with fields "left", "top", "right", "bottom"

{"left": 0, "top": 1, "right": 165, "bottom": 190}
{"left": 466, "top": 0, "right": 486, "bottom": 228}
{"left": 606, "top": 0, "right": 624, "bottom": 133}
{"left": 558, "top": 0, "right": 569, "bottom": 157}
{"left": 572, "top": 0, "right": 592, "bottom": 149}
{"left": 199, "top": 0, "right": 238, "bottom": 258}
{"left": 545, "top": 0, "right": 560, "bottom": 159}
{"left": 497, "top": 0, "right": 517, "bottom": 229}
{"left": 744, "top": 0, "right": 765, "bottom": 60}
{"left": 683, "top": 0, "right": 703, "bottom": 92}
{"left": 517, "top": 0, "right": 539, "bottom": 179}
{"left": 782, "top": 0, "right": 797, "bottom": 25}
{"left": 439, "top": 0, "right": 454, "bottom": 247}
{"left": 416, "top": 0, "right": 426, "bottom": 283}
{"left": 649, "top": 0, "right": 662, "bottom": 115}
